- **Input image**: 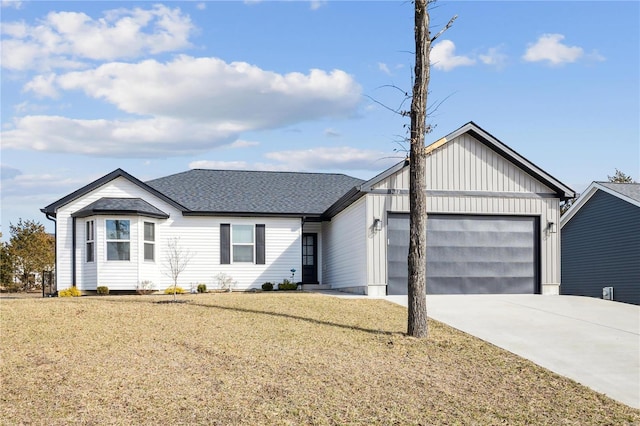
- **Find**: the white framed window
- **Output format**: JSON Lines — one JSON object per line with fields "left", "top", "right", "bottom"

{"left": 86, "top": 220, "right": 94, "bottom": 262}
{"left": 144, "top": 222, "right": 155, "bottom": 261}
{"left": 106, "top": 219, "right": 130, "bottom": 261}
{"left": 232, "top": 224, "right": 254, "bottom": 263}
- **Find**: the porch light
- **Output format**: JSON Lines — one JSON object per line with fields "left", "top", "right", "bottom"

{"left": 373, "top": 218, "right": 382, "bottom": 232}
{"left": 547, "top": 221, "right": 557, "bottom": 233}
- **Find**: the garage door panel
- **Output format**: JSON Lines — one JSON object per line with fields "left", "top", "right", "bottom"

{"left": 387, "top": 214, "right": 538, "bottom": 295}
{"left": 428, "top": 277, "right": 535, "bottom": 294}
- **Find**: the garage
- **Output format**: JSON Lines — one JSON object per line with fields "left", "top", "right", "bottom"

{"left": 387, "top": 213, "right": 540, "bottom": 295}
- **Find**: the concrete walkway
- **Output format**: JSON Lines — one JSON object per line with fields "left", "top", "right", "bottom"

{"left": 322, "top": 292, "right": 640, "bottom": 408}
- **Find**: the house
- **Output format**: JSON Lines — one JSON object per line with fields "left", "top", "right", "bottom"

{"left": 560, "top": 182, "right": 640, "bottom": 305}
{"left": 42, "top": 122, "right": 574, "bottom": 296}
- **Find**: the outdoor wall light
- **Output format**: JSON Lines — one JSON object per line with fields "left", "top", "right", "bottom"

{"left": 547, "top": 221, "right": 557, "bottom": 233}
{"left": 373, "top": 218, "right": 382, "bottom": 232}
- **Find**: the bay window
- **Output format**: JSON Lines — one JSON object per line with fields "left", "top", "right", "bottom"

{"left": 106, "top": 219, "right": 130, "bottom": 261}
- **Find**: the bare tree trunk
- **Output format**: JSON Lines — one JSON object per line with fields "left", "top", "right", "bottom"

{"left": 407, "top": 0, "right": 430, "bottom": 338}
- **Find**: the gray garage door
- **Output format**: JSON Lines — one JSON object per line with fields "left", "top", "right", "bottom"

{"left": 387, "top": 214, "right": 539, "bottom": 295}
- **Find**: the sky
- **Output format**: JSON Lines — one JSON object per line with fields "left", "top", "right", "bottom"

{"left": 1, "top": 0, "right": 639, "bottom": 238}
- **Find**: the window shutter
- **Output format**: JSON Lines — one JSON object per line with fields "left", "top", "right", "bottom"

{"left": 256, "top": 224, "right": 265, "bottom": 265}
{"left": 220, "top": 224, "right": 230, "bottom": 264}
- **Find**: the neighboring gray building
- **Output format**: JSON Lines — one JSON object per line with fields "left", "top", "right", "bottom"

{"left": 560, "top": 182, "right": 640, "bottom": 305}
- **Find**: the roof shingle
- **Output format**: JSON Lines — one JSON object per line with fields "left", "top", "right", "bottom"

{"left": 146, "top": 169, "right": 364, "bottom": 215}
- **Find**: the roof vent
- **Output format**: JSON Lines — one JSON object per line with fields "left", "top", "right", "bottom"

{"left": 602, "top": 286, "right": 614, "bottom": 301}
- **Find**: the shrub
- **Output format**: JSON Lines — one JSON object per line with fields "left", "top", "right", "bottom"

{"left": 164, "top": 286, "right": 186, "bottom": 295}
{"left": 262, "top": 282, "right": 273, "bottom": 291}
{"left": 197, "top": 283, "right": 207, "bottom": 293}
{"left": 216, "top": 273, "right": 236, "bottom": 292}
{"left": 96, "top": 286, "right": 109, "bottom": 295}
{"left": 58, "top": 286, "right": 81, "bottom": 297}
{"left": 278, "top": 280, "right": 298, "bottom": 291}
{"left": 137, "top": 280, "right": 155, "bottom": 295}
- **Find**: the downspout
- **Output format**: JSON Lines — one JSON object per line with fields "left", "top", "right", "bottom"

{"left": 43, "top": 212, "right": 57, "bottom": 297}
{"left": 72, "top": 217, "right": 76, "bottom": 288}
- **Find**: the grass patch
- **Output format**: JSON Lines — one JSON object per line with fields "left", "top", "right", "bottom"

{"left": 1, "top": 293, "right": 638, "bottom": 425}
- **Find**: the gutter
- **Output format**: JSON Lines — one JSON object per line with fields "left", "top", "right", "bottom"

{"left": 42, "top": 212, "right": 57, "bottom": 297}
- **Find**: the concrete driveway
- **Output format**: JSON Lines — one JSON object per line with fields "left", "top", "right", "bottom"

{"left": 382, "top": 294, "right": 640, "bottom": 409}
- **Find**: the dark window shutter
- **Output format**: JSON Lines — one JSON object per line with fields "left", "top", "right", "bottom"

{"left": 256, "top": 224, "right": 265, "bottom": 265}
{"left": 220, "top": 224, "right": 230, "bottom": 264}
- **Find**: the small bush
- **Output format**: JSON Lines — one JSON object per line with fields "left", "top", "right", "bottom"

{"left": 137, "top": 280, "right": 155, "bottom": 295}
{"left": 58, "top": 286, "right": 81, "bottom": 297}
{"left": 278, "top": 280, "right": 298, "bottom": 291}
{"left": 197, "top": 283, "right": 207, "bottom": 293}
{"left": 164, "top": 286, "right": 186, "bottom": 295}
{"left": 216, "top": 272, "right": 236, "bottom": 292}
{"left": 96, "top": 286, "right": 109, "bottom": 295}
{"left": 262, "top": 282, "right": 273, "bottom": 291}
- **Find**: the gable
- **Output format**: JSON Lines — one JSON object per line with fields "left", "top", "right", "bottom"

{"left": 41, "top": 169, "right": 185, "bottom": 217}
{"left": 370, "top": 125, "right": 571, "bottom": 198}
{"left": 561, "top": 182, "right": 640, "bottom": 228}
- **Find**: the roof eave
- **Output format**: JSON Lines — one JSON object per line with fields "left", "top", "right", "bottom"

{"left": 71, "top": 209, "right": 170, "bottom": 219}
{"left": 181, "top": 211, "right": 322, "bottom": 218}
{"left": 322, "top": 186, "right": 365, "bottom": 219}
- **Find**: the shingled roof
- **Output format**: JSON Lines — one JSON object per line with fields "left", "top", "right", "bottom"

{"left": 598, "top": 182, "right": 640, "bottom": 203}
{"left": 146, "top": 169, "right": 365, "bottom": 216}
{"left": 71, "top": 198, "right": 170, "bottom": 219}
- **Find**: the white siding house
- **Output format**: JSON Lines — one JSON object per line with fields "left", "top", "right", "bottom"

{"left": 43, "top": 122, "right": 574, "bottom": 296}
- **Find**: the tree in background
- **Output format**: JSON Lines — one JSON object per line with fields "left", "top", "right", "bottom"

{"left": 0, "top": 233, "right": 14, "bottom": 289}
{"left": 608, "top": 169, "right": 635, "bottom": 183}
{"left": 8, "top": 220, "right": 55, "bottom": 291}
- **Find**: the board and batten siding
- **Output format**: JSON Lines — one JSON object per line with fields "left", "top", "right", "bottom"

{"left": 323, "top": 196, "right": 367, "bottom": 293}
{"left": 55, "top": 176, "right": 302, "bottom": 292}
{"left": 368, "top": 133, "right": 562, "bottom": 295}
{"left": 561, "top": 190, "right": 640, "bottom": 305}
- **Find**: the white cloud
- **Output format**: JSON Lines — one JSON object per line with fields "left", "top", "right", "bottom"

{"left": 196, "top": 3, "right": 206, "bottom": 10}
{"left": 378, "top": 62, "right": 391, "bottom": 75}
{"left": 23, "top": 74, "right": 60, "bottom": 98}
{"left": 310, "top": 1, "right": 327, "bottom": 11}
{"left": 1, "top": 115, "right": 239, "bottom": 157}
{"left": 265, "top": 146, "right": 397, "bottom": 170}
{"left": 430, "top": 40, "right": 476, "bottom": 71}
{"left": 189, "top": 160, "right": 251, "bottom": 170}
{"left": 33, "top": 56, "right": 361, "bottom": 124}
{"left": 523, "top": 34, "right": 583, "bottom": 66}
{"left": 0, "top": 5, "right": 195, "bottom": 71}
{"left": 228, "top": 139, "right": 260, "bottom": 148}
{"left": 189, "top": 146, "right": 398, "bottom": 173}
{"left": 479, "top": 46, "right": 508, "bottom": 69}
{"left": 6, "top": 56, "right": 361, "bottom": 157}
{"left": 1, "top": 0, "right": 22, "bottom": 9}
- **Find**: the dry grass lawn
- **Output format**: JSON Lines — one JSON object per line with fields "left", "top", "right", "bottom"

{"left": 1, "top": 293, "right": 638, "bottom": 425}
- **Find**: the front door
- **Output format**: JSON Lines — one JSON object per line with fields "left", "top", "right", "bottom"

{"left": 302, "top": 233, "right": 318, "bottom": 284}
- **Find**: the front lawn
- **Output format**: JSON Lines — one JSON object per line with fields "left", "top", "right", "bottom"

{"left": 1, "top": 293, "right": 638, "bottom": 425}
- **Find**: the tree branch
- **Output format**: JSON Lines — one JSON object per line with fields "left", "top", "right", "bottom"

{"left": 430, "top": 14, "right": 457, "bottom": 43}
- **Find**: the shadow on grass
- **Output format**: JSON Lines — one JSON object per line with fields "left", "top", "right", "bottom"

{"left": 190, "top": 300, "right": 396, "bottom": 337}
{"left": 74, "top": 293, "right": 399, "bottom": 336}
